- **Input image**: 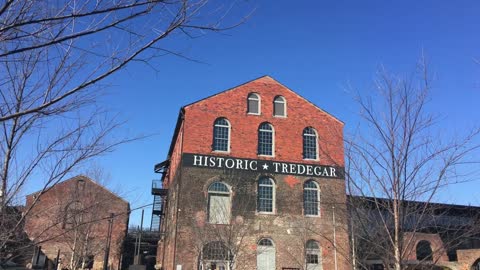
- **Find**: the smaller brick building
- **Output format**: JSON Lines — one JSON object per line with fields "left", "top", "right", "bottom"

{"left": 24, "top": 175, "right": 130, "bottom": 270}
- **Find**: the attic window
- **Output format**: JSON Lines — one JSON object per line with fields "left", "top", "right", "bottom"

{"left": 248, "top": 93, "right": 260, "bottom": 115}
{"left": 273, "top": 96, "right": 286, "bottom": 117}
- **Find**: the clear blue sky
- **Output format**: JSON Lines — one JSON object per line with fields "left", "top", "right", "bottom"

{"left": 92, "top": 1, "right": 480, "bottom": 227}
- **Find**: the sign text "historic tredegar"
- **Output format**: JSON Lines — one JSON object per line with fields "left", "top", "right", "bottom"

{"left": 182, "top": 153, "right": 343, "bottom": 179}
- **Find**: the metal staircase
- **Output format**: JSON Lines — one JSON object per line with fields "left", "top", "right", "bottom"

{"left": 150, "top": 180, "right": 167, "bottom": 231}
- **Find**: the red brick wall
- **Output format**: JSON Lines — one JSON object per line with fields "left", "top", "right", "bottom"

{"left": 403, "top": 232, "right": 449, "bottom": 262}
{"left": 158, "top": 76, "right": 349, "bottom": 270}
{"left": 456, "top": 249, "right": 480, "bottom": 269}
{"left": 181, "top": 76, "right": 344, "bottom": 167}
{"left": 24, "top": 175, "right": 129, "bottom": 270}
{"left": 165, "top": 121, "right": 184, "bottom": 187}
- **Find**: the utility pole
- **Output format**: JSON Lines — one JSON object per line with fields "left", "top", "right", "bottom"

{"left": 138, "top": 209, "right": 144, "bottom": 258}
{"left": 103, "top": 213, "right": 114, "bottom": 270}
{"left": 333, "top": 206, "right": 338, "bottom": 270}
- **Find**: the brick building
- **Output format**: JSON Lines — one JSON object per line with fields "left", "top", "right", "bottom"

{"left": 350, "top": 196, "right": 480, "bottom": 270}
{"left": 24, "top": 175, "right": 130, "bottom": 270}
{"left": 153, "top": 76, "right": 351, "bottom": 270}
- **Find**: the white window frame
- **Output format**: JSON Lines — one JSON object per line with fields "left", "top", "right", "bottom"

{"left": 212, "top": 118, "right": 231, "bottom": 153}
{"left": 303, "top": 127, "right": 319, "bottom": 161}
{"left": 305, "top": 240, "right": 322, "bottom": 270}
{"left": 304, "top": 180, "right": 320, "bottom": 217}
{"left": 257, "top": 123, "right": 275, "bottom": 157}
{"left": 247, "top": 93, "right": 261, "bottom": 115}
{"left": 207, "top": 182, "right": 231, "bottom": 224}
{"left": 200, "top": 241, "right": 232, "bottom": 270}
{"left": 273, "top": 96, "right": 287, "bottom": 117}
{"left": 257, "top": 177, "right": 276, "bottom": 214}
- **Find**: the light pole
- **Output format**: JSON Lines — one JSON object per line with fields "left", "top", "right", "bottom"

{"left": 103, "top": 213, "right": 114, "bottom": 270}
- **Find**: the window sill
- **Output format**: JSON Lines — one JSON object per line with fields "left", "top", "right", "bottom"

{"left": 212, "top": 150, "right": 230, "bottom": 154}
{"left": 305, "top": 214, "right": 320, "bottom": 218}
{"left": 247, "top": 112, "right": 261, "bottom": 116}
{"left": 256, "top": 211, "right": 276, "bottom": 215}
{"left": 258, "top": 154, "right": 275, "bottom": 158}
{"left": 207, "top": 222, "right": 230, "bottom": 225}
{"left": 303, "top": 158, "right": 319, "bottom": 161}
{"left": 273, "top": 115, "right": 287, "bottom": 118}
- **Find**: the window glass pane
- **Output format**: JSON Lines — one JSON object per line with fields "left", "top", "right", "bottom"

{"left": 203, "top": 242, "right": 229, "bottom": 261}
{"left": 258, "top": 178, "right": 273, "bottom": 212}
{"left": 274, "top": 102, "right": 284, "bottom": 116}
{"left": 208, "top": 182, "right": 229, "bottom": 193}
{"left": 258, "top": 239, "right": 273, "bottom": 246}
{"left": 306, "top": 254, "right": 319, "bottom": 264}
{"left": 303, "top": 128, "right": 317, "bottom": 159}
{"left": 273, "top": 96, "right": 286, "bottom": 116}
{"left": 248, "top": 94, "right": 260, "bottom": 114}
{"left": 213, "top": 118, "right": 229, "bottom": 151}
{"left": 304, "top": 181, "right": 319, "bottom": 216}
{"left": 306, "top": 240, "right": 321, "bottom": 269}
{"left": 258, "top": 123, "right": 273, "bottom": 155}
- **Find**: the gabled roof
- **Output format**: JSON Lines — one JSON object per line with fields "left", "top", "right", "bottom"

{"left": 26, "top": 175, "right": 129, "bottom": 205}
{"left": 161, "top": 76, "right": 343, "bottom": 162}
{"left": 183, "top": 75, "right": 343, "bottom": 124}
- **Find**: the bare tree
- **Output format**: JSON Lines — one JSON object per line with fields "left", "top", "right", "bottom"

{"left": 16, "top": 175, "right": 130, "bottom": 270}
{"left": 190, "top": 171, "right": 255, "bottom": 270}
{"left": 346, "top": 59, "right": 480, "bottom": 270}
{"left": 0, "top": 0, "right": 250, "bottom": 266}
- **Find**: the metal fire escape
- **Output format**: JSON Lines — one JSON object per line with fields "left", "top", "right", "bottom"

{"left": 150, "top": 160, "right": 169, "bottom": 231}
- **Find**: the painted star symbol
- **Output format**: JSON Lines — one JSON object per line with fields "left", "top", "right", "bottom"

{"left": 262, "top": 163, "right": 269, "bottom": 170}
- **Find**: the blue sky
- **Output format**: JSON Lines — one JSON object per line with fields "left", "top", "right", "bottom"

{"left": 89, "top": 1, "right": 480, "bottom": 226}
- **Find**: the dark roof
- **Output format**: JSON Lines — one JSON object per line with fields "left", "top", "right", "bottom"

{"left": 348, "top": 195, "right": 480, "bottom": 214}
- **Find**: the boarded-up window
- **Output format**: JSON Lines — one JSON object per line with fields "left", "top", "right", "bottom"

{"left": 248, "top": 93, "right": 260, "bottom": 114}
{"left": 273, "top": 96, "right": 286, "bottom": 117}
{"left": 257, "top": 239, "right": 275, "bottom": 270}
{"left": 208, "top": 182, "right": 231, "bottom": 224}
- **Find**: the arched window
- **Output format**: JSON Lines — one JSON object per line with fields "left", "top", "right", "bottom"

{"left": 200, "top": 241, "right": 231, "bottom": 270}
{"left": 62, "top": 201, "right": 83, "bottom": 229}
{"left": 472, "top": 259, "right": 480, "bottom": 270}
{"left": 213, "top": 118, "right": 230, "bottom": 152}
{"left": 257, "top": 238, "right": 275, "bottom": 270}
{"left": 258, "top": 122, "right": 274, "bottom": 156}
{"left": 416, "top": 240, "right": 433, "bottom": 261}
{"left": 306, "top": 240, "right": 322, "bottom": 270}
{"left": 303, "top": 127, "right": 318, "bottom": 160}
{"left": 207, "top": 182, "right": 231, "bottom": 224}
{"left": 257, "top": 177, "right": 275, "bottom": 213}
{"left": 273, "top": 96, "right": 286, "bottom": 117}
{"left": 248, "top": 93, "right": 260, "bottom": 114}
{"left": 304, "top": 180, "right": 320, "bottom": 216}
